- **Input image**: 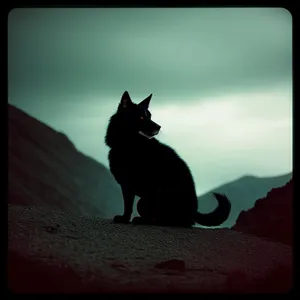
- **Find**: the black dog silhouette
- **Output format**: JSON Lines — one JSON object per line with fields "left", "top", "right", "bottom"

{"left": 105, "top": 91, "right": 231, "bottom": 227}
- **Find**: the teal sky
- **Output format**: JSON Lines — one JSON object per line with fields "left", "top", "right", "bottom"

{"left": 8, "top": 8, "right": 293, "bottom": 195}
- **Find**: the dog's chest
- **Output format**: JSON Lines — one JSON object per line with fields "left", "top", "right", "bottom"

{"left": 109, "top": 147, "right": 159, "bottom": 188}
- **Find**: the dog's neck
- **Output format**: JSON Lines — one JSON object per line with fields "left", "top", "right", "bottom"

{"left": 105, "top": 114, "right": 159, "bottom": 149}
{"left": 108, "top": 133, "right": 157, "bottom": 149}
{"left": 138, "top": 131, "right": 155, "bottom": 140}
{"left": 106, "top": 130, "right": 159, "bottom": 149}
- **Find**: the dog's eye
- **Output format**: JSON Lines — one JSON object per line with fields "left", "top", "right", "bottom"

{"left": 140, "top": 116, "right": 144, "bottom": 120}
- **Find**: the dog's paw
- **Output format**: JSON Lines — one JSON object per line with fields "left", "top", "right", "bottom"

{"left": 113, "top": 215, "right": 130, "bottom": 224}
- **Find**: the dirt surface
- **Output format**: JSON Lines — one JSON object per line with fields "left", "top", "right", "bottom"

{"left": 8, "top": 205, "right": 293, "bottom": 293}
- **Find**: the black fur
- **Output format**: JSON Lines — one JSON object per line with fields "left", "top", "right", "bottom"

{"left": 105, "top": 91, "right": 231, "bottom": 227}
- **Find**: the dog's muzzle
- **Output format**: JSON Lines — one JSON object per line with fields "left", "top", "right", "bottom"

{"left": 138, "top": 120, "right": 161, "bottom": 139}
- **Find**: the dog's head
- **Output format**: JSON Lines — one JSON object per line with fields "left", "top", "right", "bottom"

{"left": 116, "top": 91, "right": 161, "bottom": 139}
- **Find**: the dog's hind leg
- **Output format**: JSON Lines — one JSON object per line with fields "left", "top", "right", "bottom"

{"left": 132, "top": 197, "right": 156, "bottom": 225}
{"left": 152, "top": 192, "right": 195, "bottom": 228}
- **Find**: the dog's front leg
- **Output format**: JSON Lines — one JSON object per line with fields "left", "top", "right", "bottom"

{"left": 151, "top": 187, "right": 162, "bottom": 224}
{"left": 113, "top": 185, "right": 135, "bottom": 224}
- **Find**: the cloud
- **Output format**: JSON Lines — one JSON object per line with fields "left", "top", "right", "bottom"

{"left": 19, "top": 83, "right": 290, "bottom": 195}
{"left": 8, "top": 7, "right": 292, "bottom": 102}
{"left": 153, "top": 85, "right": 292, "bottom": 193}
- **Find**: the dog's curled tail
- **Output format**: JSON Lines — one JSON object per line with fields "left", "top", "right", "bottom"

{"left": 195, "top": 192, "right": 231, "bottom": 227}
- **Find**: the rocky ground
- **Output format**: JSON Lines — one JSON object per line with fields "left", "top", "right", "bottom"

{"left": 8, "top": 205, "right": 293, "bottom": 294}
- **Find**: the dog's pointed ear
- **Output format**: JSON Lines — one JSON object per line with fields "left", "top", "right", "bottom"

{"left": 119, "top": 91, "right": 133, "bottom": 109}
{"left": 138, "top": 94, "right": 152, "bottom": 109}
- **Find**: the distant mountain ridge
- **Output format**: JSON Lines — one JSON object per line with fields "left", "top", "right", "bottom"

{"left": 8, "top": 104, "right": 123, "bottom": 217}
{"left": 197, "top": 172, "right": 292, "bottom": 228}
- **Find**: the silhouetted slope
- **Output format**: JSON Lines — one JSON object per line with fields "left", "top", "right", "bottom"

{"left": 232, "top": 179, "right": 293, "bottom": 246}
{"left": 197, "top": 173, "right": 292, "bottom": 228}
{"left": 8, "top": 104, "right": 122, "bottom": 217}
